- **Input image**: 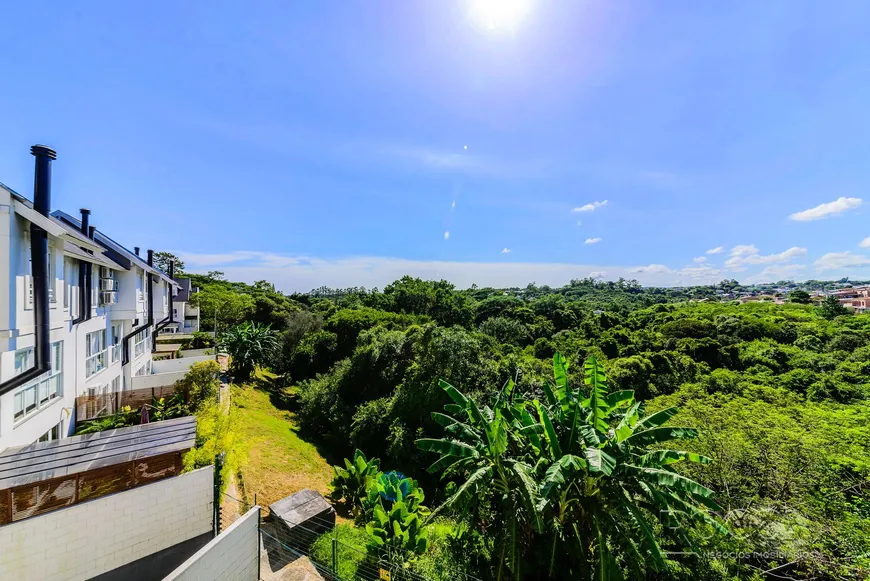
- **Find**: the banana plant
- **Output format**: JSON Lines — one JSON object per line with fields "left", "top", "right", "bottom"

{"left": 330, "top": 449, "right": 381, "bottom": 520}
{"left": 417, "top": 353, "right": 726, "bottom": 580}
{"left": 416, "top": 377, "right": 545, "bottom": 580}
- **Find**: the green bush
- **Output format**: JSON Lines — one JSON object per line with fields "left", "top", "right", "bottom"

{"left": 176, "top": 360, "right": 221, "bottom": 412}
{"left": 191, "top": 331, "right": 216, "bottom": 348}
{"left": 310, "top": 524, "right": 369, "bottom": 580}
{"left": 183, "top": 401, "right": 242, "bottom": 493}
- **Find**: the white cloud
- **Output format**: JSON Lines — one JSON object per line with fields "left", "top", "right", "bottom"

{"left": 444, "top": 231, "right": 450, "bottom": 240}
{"left": 678, "top": 265, "right": 723, "bottom": 280}
{"left": 706, "top": 246, "right": 724, "bottom": 255}
{"left": 585, "top": 237, "right": 602, "bottom": 245}
{"left": 632, "top": 264, "right": 672, "bottom": 274}
{"left": 724, "top": 245, "right": 807, "bottom": 271}
{"left": 177, "top": 250, "right": 745, "bottom": 291}
{"left": 451, "top": 200, "right": 456, "bottom": 210}
{"left": 576, "top": 220, "right": 583, "bottom": 226}
{"left": 693, "top": 256, "right": 707, "bottom": 263}
{"left": 814, "top": 251, "right": 870, "bottom": 272}
{"left": 729, "top": 244, "right": 759, "bottom": 257}
{"left": 860, "top": 237, "right": 870, "bottom": 248}
{"left": 744, "top": 264, "right": 807, "bottom": 283}
{"left": 573, "top": 200, "right": 608, "bottom": 213}
{"left": 789, "top": 196, "right": 862, "bottom": 221}
{"left": 501, "top": 248, "right": 511, "bottom": 254}
{"left": 172, "top": 250, "right": 271, "bottom": 267}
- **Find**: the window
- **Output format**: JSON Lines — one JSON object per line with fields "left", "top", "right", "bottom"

{"left": 111, "top": 375, "right": 121, "bottom": 393}
{"left": 48, "top": 247, "right": 56, "bottom": 303}
{"left": 15, "top": 347, "right": 34, "bottom": 375}
{"left": 85, "top": 329, "right": 107, "bottom": 377}
{"left": 110, "top": 324, "right": 122, "bottom": 362}
{"left": 25, "top": 231, "right": 33, "bottom": 309}
{"left": 63, "top": 257, "right": 70, "bottom": 309}
{"left": 37, "top": 422, "right": 63, "bottom": 443}
{"left": 133, "top": 326, "right": 150, "bottom": 359}
{"left": 91, "top": 266, "right": 98, "bottom": 308}
{"left": 67, "top": 261, "right": 80, "bottom": 317}
{"left": 136, "top": 268, "right": 143, "bottom": 302}
{"left": 13, "top": 342, "right": 63, "bottom": 423}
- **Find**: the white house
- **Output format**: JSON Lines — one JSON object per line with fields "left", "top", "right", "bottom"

{"left": 0, "top": 145, "right": 180, "bottom": 451}
{"left": 165, "top": 277, "right": 200, "bottom": 334}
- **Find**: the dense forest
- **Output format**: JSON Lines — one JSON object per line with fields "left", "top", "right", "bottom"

{"left": 189, "top": 270, "right": 870, "bottom": 580}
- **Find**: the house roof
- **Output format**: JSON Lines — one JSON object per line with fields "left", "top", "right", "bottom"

{"left": 53, "top": 210, "right": 178, "bottom": 287}
{"left": 174, "top": 277, "right": 192, "bottom": 302}
{"left": 0, "top": 416, "right": 195, "bottom": 490}
{"left": 62, "top": 241, "right": 124, "bottom": 269}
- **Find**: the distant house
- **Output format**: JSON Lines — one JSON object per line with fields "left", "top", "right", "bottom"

{"left": 839, "top": 297, "right": 870, "bottom": 313}
{"left": 165, "top": 277, "right": 200, "bottom": 334}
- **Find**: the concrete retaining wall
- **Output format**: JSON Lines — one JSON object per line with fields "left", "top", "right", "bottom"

{"left": 0, "top": 467, "right": 213, "bottom": 581}
{"left": 164, "top": 506, "right": 260, "bottom": 581}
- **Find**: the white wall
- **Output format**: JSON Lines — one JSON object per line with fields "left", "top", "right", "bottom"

{"left": 131, "top": 371, "right": 186, "bottom": 390}
{"left": 151, "top": 355, "right": 213, "bottom": 375}
{"left": 164, "top": 506, "right": 260, "bottom": 581}
{"left": 0, "top": 466, "right": 214, "bottom": 581}
{"left": 0, "top": 215, "right": 79, "bottom": 449}
{"left": 179, "top": 348, "right": 213, "bottom": 358}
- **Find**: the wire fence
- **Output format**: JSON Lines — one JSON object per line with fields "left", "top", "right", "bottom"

{"left": 215, "top": 486, "right": 481, "bottom": 581}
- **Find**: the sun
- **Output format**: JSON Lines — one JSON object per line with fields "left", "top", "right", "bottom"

{"left": 468, "top": 0, "right": 532, "bottom": 31}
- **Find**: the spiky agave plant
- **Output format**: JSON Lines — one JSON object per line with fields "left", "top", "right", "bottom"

{"left": 417, "top": 353, "right": 726, "bottom": 580}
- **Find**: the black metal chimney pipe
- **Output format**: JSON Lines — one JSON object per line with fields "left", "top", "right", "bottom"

{"left": 134, "top": 247, "right": 140, "bottom": 256}
{"left": 72, "top": 209, "right": 92, "bottom": 324}
{"left": 0, "top": 146, "right": 55, "bottom": 396}
{"left": 152, "top": 260, "right": 176, "bottom": 350}
{"left": 122, "top": 250, "right": 155, "bottom": 365}
{"left": 146, "top": 249, "right": 154, "bottom": 325}
{"left": 80, "top": 208, "right": 90, "bottom": 234}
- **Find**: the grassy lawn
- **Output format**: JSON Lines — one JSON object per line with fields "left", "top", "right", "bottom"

{"left": 233, "top": 372, "right": 336, "bottom": 511}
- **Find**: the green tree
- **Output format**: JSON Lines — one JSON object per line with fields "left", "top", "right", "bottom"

{"left": 220, "top": 321, "right": 279, "bottom": 381}
{"left": 193, "top": 285, "right": 255, "bottom": 332}
{"left": 789, "top": 289, "right": 811, "bottom": 304}
{"left": 819, "top": 295, "right": 850, "bottom": 320}
{"left": 152, "top": 251, "right": 185, "bottom": 274}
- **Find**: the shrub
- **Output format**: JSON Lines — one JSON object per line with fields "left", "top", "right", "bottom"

{"left": 331, "top": 449, "right": 381, "bottom": 520}
{"left": 191, "top": 331, "right": 216, "bottom": 348}
{"left": 176, "top": 360, "right": 222, "bottom": 412}
{"left": 183, "top": 401, "right": 243, "bottom": 493}
{"left": 310, "top": 524, "right": 369, "bottom": 580}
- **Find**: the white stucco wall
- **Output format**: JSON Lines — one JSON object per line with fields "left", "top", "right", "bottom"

{"left": 164, "top": 506, "right": 260, "bottom": 581}
{"left": 0, "top": 466, "right": 213, "bottom": 581}
{"left": 151, "top": 355, "right": 213, "bottom": 375}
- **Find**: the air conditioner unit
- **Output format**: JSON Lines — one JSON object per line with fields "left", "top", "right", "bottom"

{"left": 100, "top": 290, "right": 118, "bottom": 305}
{"left": 100, "top": 278, "right": 119, "bottom": 291}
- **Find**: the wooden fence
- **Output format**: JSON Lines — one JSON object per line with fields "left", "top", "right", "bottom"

{"left": 75, "top": 384, "right": 188, "bottom": 424}
{"left": 0, "top": 451, "right": 186, "bottom": 525}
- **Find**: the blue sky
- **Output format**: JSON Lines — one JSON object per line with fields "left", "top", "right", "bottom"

{"left": 2, "top": 1, "right": 870, "bottom": 291}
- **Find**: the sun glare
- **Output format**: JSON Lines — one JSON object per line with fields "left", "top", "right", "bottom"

{"left": 468, "top": 0, "right": 532, "bottom": 31}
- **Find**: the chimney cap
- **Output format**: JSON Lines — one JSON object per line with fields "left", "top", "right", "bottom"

{"left": 80, "top": 208, "right": 91, "bottom": 216}
{"left": 31, "top": 145, "right": 57, "bottom": 160}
